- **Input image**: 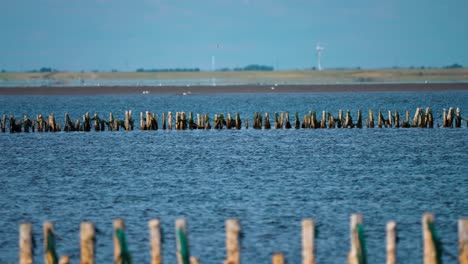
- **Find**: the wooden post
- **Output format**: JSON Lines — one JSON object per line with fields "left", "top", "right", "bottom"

{"left": 226, "top": 113, "right": 232, "bottom": 129}
{"left": 388, "top": 110, "right": 393, "bottom": 128}
{"left": 386, "top": 221, "right": 396, "bottom": 264}
{"left": 394, "top": 110, "right": 400, "bottom": 128}
{"left": 348, "top": 214, "right": 365, "bottom": 264}
{"left": 422, "top": 213, "right": 438, "bottom": 264}
{"left": 190, "top": 257, "right": 199, "bottom": 264}
{"left": 413, "top": 108, "right": 420, "bottom": 127}
{"left": 19, "top": 223, "right": 33, "bottom": 264}
{"left": 149, "top": 219, "right": 162, "bottom": 264}
{"left": 378, "top": 109, "right": 383, "bottom": 128}
{"left": 265, "top": 112, "right": 271, "bottom": 129}
{"left": 114, "top": 218, "right": 131, "bottom": 264}
{"left": 176, "top": 218, "right": 190, "bottom": 264}
{"left": 274, "top": 112, "right": 280, "bottom": 129}
{"left": 140, "top": 112, "right": 145, "bottom": 130}
{"left": 94, "top": 113, "right": 100, "bottom": 131}
{"left": 368, "top": 109, "right": 374, "bottom": 128}
{"left": 235, "top": 112, "right": 242, "bottom": 129}
{"left": 80, "top": 222, "right": 95, "bottom": 264}
{"left": 1, "top": 114, "right": 6, "bottom": 133}
{"left": 44, "top": 222, "right": 58, "bottom": 264}
{"left": 302, "top": 219, "right": 315, "bottom": 264}
{"left": 295, "top": 112, "right": 300, "bottom": 129}
{"left": 162, "top": 112, "right": 167, "bottom": 130}
{"left": 168, "top": 112, "right": 173, "bottom": 130}
{"left": 447, "top": 107, "right": 454, "bottom": 127}
{"left": 225, "top": 219, "right": 240, "bottom": 264}
{"left": 272, "top": 253, "right": 284, "bottom": 264}
{"left": 320, "top": 111, "right": 327, "bottom": 128}
{"left": 460, "top": 219, "right": 468, "bottom": 264}
{"left": 23, "top": 115, "right": 31, "bottom": 133}
{"left": 328, "top": 113, "right": 335, "bottom": 128}
{"left": 345, "top": 110, "right": 354, "bottom": 128}
{"left": 455, "top": 107, "right": 462, "bottom": 128}
{"left": 109, "top": 112, "right": 114, "bottom": 131}
{"left": 59, "top": 256, "right": 70, "bottom": 264}
{"left": 285, "top": 112, "right": 291, "bottom": 129}
{"left": 356, "top": 110, "right": 362, "bottom": 128}
{"left": 442, "top": 109, "right": 448, "bottom": 127}
{"left": 338, "top": 109, "right": 343, "bottom": 128}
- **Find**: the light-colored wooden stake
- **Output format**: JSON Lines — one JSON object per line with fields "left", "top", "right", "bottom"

{"left": 423, "top": 213, "right": 437, "bottom": 264}
{"left": 149, "top": 219, "right": 162, "bottom": 264}
{"left": 302, "top": 219, "right": 315, "bottom": 264}
{"left": 460, "top": 219, "right": 468, "bottom": 264}
{"left": 19, "top": 223, "right": 33, "bottom": 264}
{"left": 386, "top": 221, "right": 396, "bottom": 264}
{"left": 190, "top": 256, "right": 199, "bottom": 264}
{"left": 59, "top": 256, "right": 70, "bottom": 264}
{"left": 272, "top": 253, "right": 284, "bottom": 264}
{"left": 80, "top": 222, "right": 95, "bottom": 264}
{"left": 114, "top": 218, "right": 131, "bottom": 264}
{"left": 44, "top": 222, "right": 58, "bottom": 264}
{"left": 176, "top": 218, "right": 190, "bottom": 264}
{"left": 225, "top": 219, "right": 240, "bottom": 264}
{"left": 348, "top": 214, "right": 365, "bottom": 264}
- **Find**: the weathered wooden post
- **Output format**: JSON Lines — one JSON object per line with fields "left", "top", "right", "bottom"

{"left": 265, "top": 112, "right": 271, "bottom": 129}
{"left": 386, "top": 221, "right": 396, "bottom": 264}
{"left": 108, "top": 112, "right": 114, "bottom": 131}
{"left": 23, "top": 115, "right": 31, "bottom": 133}
{"left": 378, "top": 109, "right": 384, "bottom": 128}
{"left": 348, "top": 214, "right": 366, "bottom": 264}
{"left": 59, "top": 256, "right": 70, "bottom": 264}
{"left": 114, "top": 218, "right": 131, "bottom": 264}
{"left": 388, "top": 110, "right": 393, "bottom": 128}
{"left": 442, "top": 109, "right": 448, "bottom": 127}
{"left": 280, "top": 112, "right": 285, "bottom": 128}
{"left": 76, "top": 119, "right": 81, "bottom": 131}
{"left": 426, "top": 108, "right": 434, "bottom": 128}
{"left": 125, "top": 111, "right": 130, "bottom": 131}
{"left": 320, "top": 111, "right": 327, "bottom": 128}
{"left": 162, "top": 113, "right": 167, "bottom": 130}
{"left": 64, "top": 113, "right": 71, "bottom": 132}
{"left": 196, "top": 114, "right": 201, "bottom": 129}
{"left": 19, "top": 223, "right": 33, "bottom": 264}
{"left": 190, "top": 257, "right": 199, "bottom": 264}
{"left": 235, "top": 112, "right": 242, "bottom": 129}
{"left": 338, "top": 109, "right": 344, "bottom": 128}
{"left": 368, "top": 109, "right": 374, "bottom": 128}
{"left": 295, "top": 112, "right": 300, "bottom": 129}
{"left": 83, "top": 112, "right": 91, "bottom": 132}
{"left": 284, "top": 112, "right": 291, "bottom": 129}
{"left": 226, "top": 113, "right": 232, "bottom": 129}
{"left": 9, "top": 115, "right": 16, "bottom": 133}
{"left": 1, "top": 114, "right": 6, "bottom": 132}
{"left": 149, "top": 219, "right": 162, "bottom": 264}
{"left": 168, "top": 112, "right": 173, "bottom": 130}
{"left": 412, "top": 108, "right": 421, "bottom": 127}
{"left": 274, "top": 112, "right": 280, "bottom": 129}
{"left": 176, "top": 218, "right": 191, "bottom": 264}
{"left": 44, "top": 222, "right": 58, "bottom": 264}
{"left": 447, "top": 107, "right": 455, "bottom": 127}
{"left": 394, "top": 110, "right": 400, "bottom": 128}
{"left": 328, "top": 112, "right": 336, "bottom": 128}
{"left": 423, "top": 213, "right": 439, "bottom": 264}
{"left": 272, "top": 253, "right": 284, "bottom": 264}
{"left": 356, "top": 110, "right": 363, "bottom": 128}
{"left": 302, "top": 114, "right": 308, "bottom": 129}
{"left": 455, "top": 107, "right": 462, "bottom": 128}
{"left": 189, "top": 112, "right": 197, "bottom": 129}
{"left": 225, "top": 219, "right": 240, "bottom": 264}
{"left": 80, "top": 222, "right": 95, "bottom": 264}
{"left": 205, "top": 114, "right": 212, "bottom": 129}
{"left": 345, "top": 110, "right": 354, "bottom": 128}
{"left": 302, "top": 219, "right": 315, "bottom": 264}
{"left": 460, "top": 219, "right": 468, "bottom": 264}
{"left": 140, "top": 112, "right": 145, "bottom": 130}
{"left": 94, "top": 113, "right": 101, "bottom": 132}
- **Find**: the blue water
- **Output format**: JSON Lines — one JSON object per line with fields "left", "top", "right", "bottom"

{"left": 0, "top": 91, "right": 467, "bottom": 263}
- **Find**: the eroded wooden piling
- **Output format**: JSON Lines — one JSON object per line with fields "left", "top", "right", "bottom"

{"left": 114, "top": 218, "right": 131, "bottom": 264}
{"left": 368, "top": 109, "right": 374, "bottom": 128}
{"left": 302, "top": 219, "right": 315, "bottom": 264}
{"left": 19, "top": 223, "right": 33, "bottom": 264}
{"left": 44, "top": 222, "right": 58, "bottom": 264}
{"left": 80, "top": 222, "right": 95, "bottom": 264}
{"left": 176, "top": 219, "right": 191, "bottom": 264}
{"left": 456, "top": 107, "right": 462, "bottom": 128}
{"left": 348, "top": 214, "right": 365, "bottom": 264}
{"left": 225, "top": 219, "right": 240, "bottom": 264}
{"left": 460, "top": 219, "right": 468, "bottom": 264}
{"left": 149, "top": 219, "right": 162, "bottom": 264}
{"left": 423, "top": 213, "right": 439, "bottom": 264}
{"left": 386, "top": 221, "right": 396, "bottom": 264}
{"left": 272, "top": 253, "right": 284, "bottom": 264}
{"left": 265, "top": 112, "right": 271, "bottom": 129}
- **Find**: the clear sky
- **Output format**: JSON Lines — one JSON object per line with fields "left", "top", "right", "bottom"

{"left": 1, "top": 0, "right": 467, "bottom": 71}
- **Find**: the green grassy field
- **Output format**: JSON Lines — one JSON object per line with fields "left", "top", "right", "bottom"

{"left": 1, "top": 68, "right": 467, "bottom": 84}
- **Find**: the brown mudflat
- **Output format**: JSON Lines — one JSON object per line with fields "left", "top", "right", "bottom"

{"left": 0, "top": 83, "right": 467, "bottom": 96}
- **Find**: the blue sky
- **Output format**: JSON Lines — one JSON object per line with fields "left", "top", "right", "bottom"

{"left": 1, "top": 0, "right": 467, "bottom": 71}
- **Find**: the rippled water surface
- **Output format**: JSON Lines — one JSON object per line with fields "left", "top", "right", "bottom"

{"left": 0, "top": 91, "right": 467, "bottom": 263}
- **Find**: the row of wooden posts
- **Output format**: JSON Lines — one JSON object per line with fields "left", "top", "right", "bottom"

{"left": 17, "top": 213, "right": 468, "bottom": 264}
{"left": 1, "top": 107, "right": 466, "bottom": 133}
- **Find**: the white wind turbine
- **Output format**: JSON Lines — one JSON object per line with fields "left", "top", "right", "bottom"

{"left": 316, "top": 43, "right": 324, "bottom": 71}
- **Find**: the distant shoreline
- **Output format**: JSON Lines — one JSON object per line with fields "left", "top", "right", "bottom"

{"left": 1, "top": 83, "right": 468, "bottom": 96}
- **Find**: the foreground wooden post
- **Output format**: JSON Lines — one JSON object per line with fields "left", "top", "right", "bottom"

{"left": 59, "top": 256, "right": 70, "bottom": 264}
{"left": 19, "top": 223, "right": 33, "bottom": 264}
{"left": 114, "top": 219, "right": 131, "bottom": 264}
{"left": 168, "top": 112, "right": 173, "bottom": 130}
{"left": 460, "top": 219, "right": 468, "bottom": 264}
{"left": 149, "top": 219, "right": 162, "bottom": 264}
{"left": 368, "top": 109, "right": 374, "bottom": 128}
{"left": 225, "top": 219, "right": 240, "bottom": 264}
{"left": 272, "top": 253, "right": 284, "bottom": 264}
{"left": 176, "top": 219, "right": 191, "bottom": 264}
{"left": 455, "top": 107, "right": 462, "bottom": 128}
{"left": 348, "top": 214, "right": 365, "bottom": 264}
{"left": 422, "top": 213, "right": 438, "bottom": 264}
{"left": 386, "top": 221, "right": 396, "bottom": 264}
{"left": 80, "top": 222, "right": 95, "bottom": 264}
{"left": 190, "top": 257, "right": 199, "bottom": 264}
{"left": 302, "top": 219, "right": 315, "bottom": 264}
{"left": 44, "top": 222, "right": 58, "bottom": 264}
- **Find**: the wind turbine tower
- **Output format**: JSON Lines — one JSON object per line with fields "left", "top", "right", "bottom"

{"left": 316, "top": 43, "right": 324, "bottom": 71}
